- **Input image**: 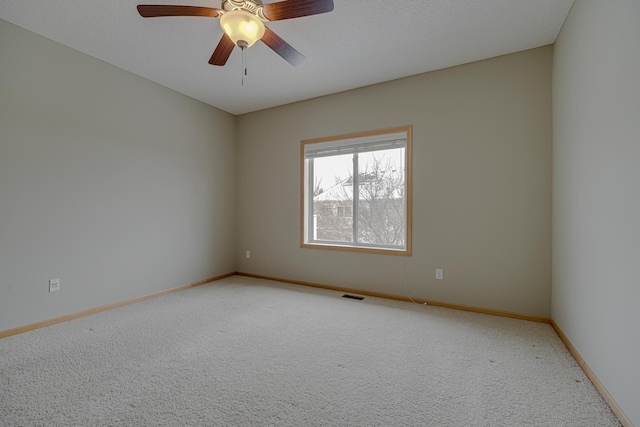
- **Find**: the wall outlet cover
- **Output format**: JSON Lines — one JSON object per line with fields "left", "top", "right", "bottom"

{"left": 49, "top": 279, "right": 60, "bottom": 292}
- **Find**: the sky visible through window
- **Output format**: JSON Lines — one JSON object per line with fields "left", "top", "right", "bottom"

{"left": 313, "top": 149, "right": 404, "bottom": 195}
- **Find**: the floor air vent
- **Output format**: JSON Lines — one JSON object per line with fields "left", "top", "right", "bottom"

{"left": 342, "top": 294, "right": 365, "bottom": 300}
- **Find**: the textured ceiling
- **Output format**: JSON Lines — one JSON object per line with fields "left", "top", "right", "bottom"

{"left": 1, "top": 0, "right": 574, "bottom": 115}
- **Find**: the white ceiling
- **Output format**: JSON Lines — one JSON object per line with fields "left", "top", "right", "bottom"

{"left": 1, "top": 0, "right": 574, "bottom": 115}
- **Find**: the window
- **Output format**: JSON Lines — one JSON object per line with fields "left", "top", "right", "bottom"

{"left": 301, "top": 126, "right": 412, "bottom": 255}
{"left": 336, "top": 206, "right": 352, "bottom": 217}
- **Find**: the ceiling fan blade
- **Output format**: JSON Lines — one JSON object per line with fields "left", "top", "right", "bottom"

{"left": 262, "top": 0, "right": 334, "bottom": 21}
{"left": 261, "top": 27, "right": 305, "bottom": 66}
{"left": 137, "top": 5, "right": 221, "bottom": 18}
{"left": 209, "top": 34, "right": 235, "bottom": 66}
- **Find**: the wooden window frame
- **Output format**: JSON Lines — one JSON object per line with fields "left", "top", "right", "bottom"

{"left": 300, "top": 125, "right": 412, "bottom": 256}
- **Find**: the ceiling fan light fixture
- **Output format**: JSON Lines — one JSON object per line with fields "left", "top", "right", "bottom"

{"left": 220, "top": 9, "right": 265, "bottom": 48}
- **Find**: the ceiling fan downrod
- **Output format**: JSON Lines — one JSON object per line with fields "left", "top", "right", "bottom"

{"left": 239, "top": 40, "right": 248, "bottom": 86}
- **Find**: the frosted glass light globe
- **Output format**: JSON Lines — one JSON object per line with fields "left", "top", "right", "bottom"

{"left": 220, "top": 9, "right": 265, "bottom": 48}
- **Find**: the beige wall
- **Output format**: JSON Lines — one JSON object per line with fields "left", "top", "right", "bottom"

{"left": 237, "top": 46, "right": 553, "bottom": 317}
{"left": 0, "top": 20, "right": 237, "bottom": 331}
{"left": 552, "top": 1, "right": 640, "bottom": 425}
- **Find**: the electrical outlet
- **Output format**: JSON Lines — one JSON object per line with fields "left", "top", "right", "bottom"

{"left": 245, "top": 250, "right": 251, "bottom": 259}
{"left": 435, "top": 269, "right": 444, "bottom": 280}
{"left": 49, "top": 279, "right": 60, "bottom": 292}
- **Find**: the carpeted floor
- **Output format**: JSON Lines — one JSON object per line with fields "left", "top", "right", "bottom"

{"left": 0, "top": 275, "right": 620, "bottom": 426}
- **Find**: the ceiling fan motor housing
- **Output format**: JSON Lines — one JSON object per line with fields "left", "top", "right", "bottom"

{"left": 222, "top": 0, "right": 268, "bottom": 21}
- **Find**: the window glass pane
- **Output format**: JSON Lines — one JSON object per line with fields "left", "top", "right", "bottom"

{"left": 357, "top": 148, "right": 406, "bottom": 247}
{"left": 312, "top": 154, "right": 353, "bottom": 243}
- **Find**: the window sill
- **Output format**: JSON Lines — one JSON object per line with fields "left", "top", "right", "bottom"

{"left": 301, "top": 242, "right": 411, "bottom": 256}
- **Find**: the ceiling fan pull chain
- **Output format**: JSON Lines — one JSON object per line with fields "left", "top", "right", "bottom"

{"left": 241, "top": 45, "right": 245, "bottom": 86}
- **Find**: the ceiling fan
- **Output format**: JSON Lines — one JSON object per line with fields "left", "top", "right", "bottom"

{"left": 137, "top": 0, "right": 334, "bottom": 67}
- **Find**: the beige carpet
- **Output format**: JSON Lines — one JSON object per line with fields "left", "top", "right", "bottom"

{"left": 0, "top": 275, "right": 620, "bottom": 426}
